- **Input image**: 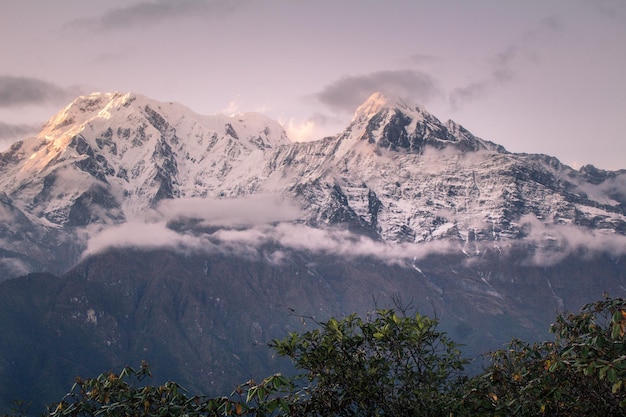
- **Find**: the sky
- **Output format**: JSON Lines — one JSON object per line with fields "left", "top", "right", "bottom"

{"left": 0, "top": 0, "right": 625, "bottom": 170}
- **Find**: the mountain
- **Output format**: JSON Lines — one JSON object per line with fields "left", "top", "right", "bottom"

{"left": 1, "top": 92, "right": 626, "bottom": 413}
{"left": 1, "top": 91, "right": 625, "bottom": 278}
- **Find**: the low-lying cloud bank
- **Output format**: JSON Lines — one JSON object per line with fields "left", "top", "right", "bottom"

{"left": 155, "top": 194, "right": 303, "bottom": 227}
{"left": 83, "top": 220, "right": 459, "bottom": 266}
{"left": 518, "top": 214, "right": 626, "bottom": 266}
{"left": 81, "top": 195, "right": 626, "bottom": 267}
{"left": 82, "top": 194, "right": 459, "bottom": 264}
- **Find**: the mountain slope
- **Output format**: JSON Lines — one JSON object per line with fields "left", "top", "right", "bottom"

{"left": 1, "top": 246, "right": 624, "bottom": 413}
{"left": 0, "top": 92, "right": 290, "bottom": 223}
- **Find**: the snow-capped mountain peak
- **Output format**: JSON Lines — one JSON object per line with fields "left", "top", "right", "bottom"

{"left": 0, "top": 91, "right": 295, "bottom": 228}
{"left": 38, "top": 92, "right": 291, "bottom": 150}
{"left": 352, "top": 92, "right": 426, "bottom": 123}
{"left": 335, "top": 92, "right": 499, "bottom": 158}
{"left": 353, "top": 92, "right": 394, "bottom": 121}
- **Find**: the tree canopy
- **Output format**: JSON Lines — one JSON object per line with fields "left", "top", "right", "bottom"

{"left": 8, "top": 295, "right": 625, "bottom": 417}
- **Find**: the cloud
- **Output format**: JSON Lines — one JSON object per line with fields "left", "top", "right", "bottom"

{"left": 213, "top": 223, "right": 458, "bottom": 264}
{"left": 585, "top": 0, "right": 626, "bottom": 21}
{"left": 0, "top": 257, "right": 30, "bottom": 278}
{"left": 408, "top": 53, "right": 441, "bottom": 65}
{"left": 448, "top": 46, "right": 518, "bottom": 110}
{"left": 0, "top": 121, "right": 41, "bottom": 151}
{"left": 449, "top": 17, "right": 560, "bottom": 110}
{"left": 574, "top": 170, "right": 626, "bottom": 205}
{"left": 68, "top": 0, "right": 246, "bottom": 31}
{"left": 83, "top": 219, "right": 459, "bottom": 265}
{"left": 315, "top": 70, "right": 442, "bottom": 114}
{"left": 82, "top": 220, "right": 216, "bottom": 257}
{"left": 0, "top": 75, "right": 83, "bottom": 109}
{"left": 280, "top": 113, "right": 336, "bottom": 142}
{"left": 83, "top": 194, "right": 303, "bottom": 256}
{"left": 517, "top": 214, "right": 626, "bottom": 266}
{"left": 603, "top": 174, "right": 626, "bottom": 204}
{"left": 156, "top": 194, "right": 303, "bottom": 227}
{"left": 82, "top": 194, "right": 458, "bottom": 263}
{"left": 81, "top": 195, "right": 626, "bottom": 269}
{"left": 221, "top": 99, "right": 241, "bottom": 116}
{"left": 282, "top": 118, "right": 318, "bottom": 142}
{"left": 0, "top": 122, "right": 41, "bottom": 139}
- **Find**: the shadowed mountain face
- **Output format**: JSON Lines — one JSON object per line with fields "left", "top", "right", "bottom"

{"left": 1, "top": 247, "right": 625, "bottom": 412}
{"left": 0, "top": 92, "right": 626, "bottom": 413}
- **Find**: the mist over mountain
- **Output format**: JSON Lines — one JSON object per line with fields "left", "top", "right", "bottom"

{"left": 1, "top": 92, "right": 625, "bottom": 412}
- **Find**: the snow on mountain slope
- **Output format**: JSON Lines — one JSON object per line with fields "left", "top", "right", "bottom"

{"left": 0, "top": 92, "right": 291, "bottom": 226}
{"left": 0, "top": 91, "right": 625, "bottom": 278}
{"left": 268, "top": 93, "right": 626, "bottom": 246}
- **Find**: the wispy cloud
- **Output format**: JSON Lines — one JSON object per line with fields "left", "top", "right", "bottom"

{"left": 81, "top": 192, "right": 626, "bottom": 269}
{"left": 280, "top": 113, "right": 337, "bottom": 142}
{"left": 0, "top": 121, "right": 41, "bottom": 151}
{"left": 0, "top": 257, "right": 30, "bottom": 277}
{"left": 67, "top": 0, "right": 247, "bottom": 31}
{"left": 584, "top": 0, "right": 626, "bottom": 21}
{"left": 156, "top": 194, "right": 303, "bottom": 227}
{"left": 449, "top": 17, "right": 561, "bottom": 110}
{"left": 82, "top": 194, "right": 458, "bottom": 264}
{"left": 83, "top": 220, "right": 459, "bottom": 265}
{"left": 83, "top": 194, "right": 303, "bottom": 257}
{"left": 0, "top": 75, "right": 83, "bottom": 108}
{"left": 314, "top": 70, "right": 442, "bottom": 114}
{"left": 517, "top": 214, "right": 626, "bottom": 266}
{"left": 0, "top": 121, "right": 40, "bottom": 139}
{"left": 408, "top": 53, "right": 441, "bottom": 65}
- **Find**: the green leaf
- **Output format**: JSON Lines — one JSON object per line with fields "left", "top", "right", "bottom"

{"left": 607, "top": 368, "right": 617, "bottom": 383}
{"left": 548, "top": 361, "right": 559, "bottom": 373}
{"left": 246, "top": 386, "right": 257, "bottom": 403}
{"left": 611, "top": 323, "right": 621, "bottom": 340}
{"left": 612, "top": 379, "right": 623, "bottom": 394}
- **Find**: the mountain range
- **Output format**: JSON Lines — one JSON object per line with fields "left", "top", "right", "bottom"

{"left": 1, "top": 91, "right": 625, "bottom": 413}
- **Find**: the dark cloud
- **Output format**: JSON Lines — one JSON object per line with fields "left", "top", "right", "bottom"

{"left": 69, "top": 0, "right": 245, "bottom": 31}
{"left": 315, "top": 70, "right": 442, "bottom": 113}
{"left": 0, "top": 122, "right": 40, "bottom": 139}
{"left": 0, "top": 76, "right": 82, "bottom": 108}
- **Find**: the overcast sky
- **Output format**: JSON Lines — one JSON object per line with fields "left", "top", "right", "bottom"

{"left": 1, "top": 0, "right": 624, "bottom": 170}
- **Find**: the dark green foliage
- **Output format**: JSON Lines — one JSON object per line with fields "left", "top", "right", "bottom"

{"left": 45, "top": 360, "right": 294, "bottom": 417}
{"left": 0, "top": 400, "right": 30, "bottom": 417}
{"left": 465, "top": 295, "right": 626, "bottom": 416}
{"left": 268, "top": 309, "right": 468, "bottom": 416}
{"left": 47, "top": 361, "right": 218, "bottom": 417}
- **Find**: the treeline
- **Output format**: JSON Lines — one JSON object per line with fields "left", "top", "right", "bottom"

{"left": 5, "top": 296, "right": 626, "bottom": 416}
